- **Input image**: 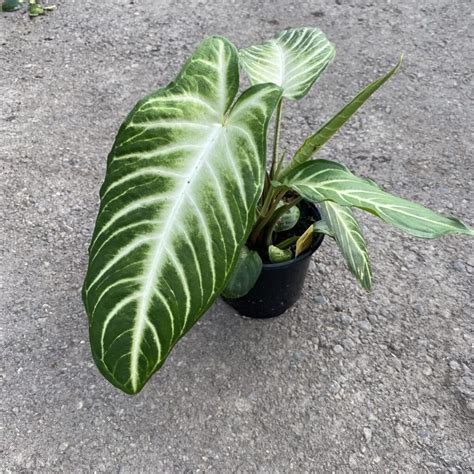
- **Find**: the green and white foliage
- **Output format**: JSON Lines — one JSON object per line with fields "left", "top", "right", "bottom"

{"left": 240, "top": 27, "right": 335, "bottom": 100}
{"left": 222, "top": 246, "right": 262, "bottom": 299}
{"left": 83, "top": 36, "right": 282, "bottom": 394}
{"left": 285, "top": 56, "right": 403, "bottom": 174}
{"left": 281, "top": 160, "right": 473, "bottom": 239}
{"left": 319, "top": 201, "right": 372, "bottom": 290}
{"left": 274, "top": 201, "right": 300, "bottom": 232}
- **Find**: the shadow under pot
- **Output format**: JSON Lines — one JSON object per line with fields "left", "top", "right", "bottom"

{"left": 223, "top": 202, "right": 325, "bottom": 319}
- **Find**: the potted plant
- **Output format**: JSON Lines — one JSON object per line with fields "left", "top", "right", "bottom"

{"left": 82, "top": 28, "right": 472, "bottom": 394}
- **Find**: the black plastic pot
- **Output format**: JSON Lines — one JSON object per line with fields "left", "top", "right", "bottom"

{"left": 223, "top": 203, "right": 324, "bottom": 319}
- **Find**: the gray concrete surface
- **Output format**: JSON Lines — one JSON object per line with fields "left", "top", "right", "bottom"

{"left": 1, "top": 0, "right": 473, "bottom": 471}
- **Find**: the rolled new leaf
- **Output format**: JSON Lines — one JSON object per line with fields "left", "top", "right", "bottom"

{"left": 240, "top": 27, "right": 335, "bottom": 100}
{"left": 320, "top": 201, "right": 372, "bottom": 290}
{"left": 82, "top": 36, "right": 282, "bottom": 394}
{"left": 295, "top": 224, "right": 313, "bottom": 256}
{"left": 283, "top": 56, "right": 402, "bottom": 174}
{"left": 222, "top": 247, "right": 262, "bottom": 299}
{"left": 281, "top": 160, "right": 473, "bottom": 239}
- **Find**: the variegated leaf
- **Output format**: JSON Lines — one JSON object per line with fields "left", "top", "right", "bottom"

{"left": 240, "top": 27, "right": 336, "bottom": 100}
{"left": 320, "top": 201, "right": 372, "bottom": 290}
{"left": 281, "top": 160, "right": 473, "bottom": 239}
{"left": 274, "top": 201, "right": 300, "bottom": 232}
{"left": 83, "top": 36, "right": 282, "bottom": 394}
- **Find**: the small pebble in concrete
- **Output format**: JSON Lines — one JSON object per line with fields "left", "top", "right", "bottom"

{"left": 59, "top": 442, "right": 69, "bottom": 452}
{"left": 358, "top": 320, "right": 373, "bottom": 332}
{"left": 452, "top": 260, "right": 465, "bottom": 272}
{"left": 368, "top": 313, "right": 378, "bottom": 325}
{"left": 449, "top": 360, "right": 461, "bottom": 371}
{"left": 333, "top": 344, "right": 344, "bottom": 354}
{"left": 329, "top": 381, "right": 341, "bottom": 394}
{"left": 337, "top": 314, "right": 353, "bottom": 326}
{"left": 292, "top": 351, "right": 305, "bottom": 362}
{"left": 313, "top": 295, "right": 326, "bottom": 305}
{"left": 395, "top": 424, "right": 404, "bottom": 436}
{"left": 413, "top": 303, "right": 423, "bottom": 314}
{"left": 423, "top": 366, "right": 432, "bottom": 376}
{"left": 342, "top": 338, "right": 356, "bottom": 350}
{"left": 363, "top": 427, "right": 372, "bottom": 443}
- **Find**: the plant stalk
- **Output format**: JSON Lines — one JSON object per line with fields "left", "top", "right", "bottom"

{"left": 269, "top": 99, "right": 283, "bottom": 179}
{"left": 264, "top": 196, "right": 302, "bottom": 247}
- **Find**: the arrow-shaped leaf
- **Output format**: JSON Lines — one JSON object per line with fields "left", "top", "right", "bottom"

{"left": 282, "top": 159, "right": 473, "bottom": 239}
{"left": 239, "top": 27, "right": 335, "bottom": 100}
{"left": 320, "top": 201, "right": 372, "bottom": 290}
{"left": 83, "top": 36, "right": 282, "bottom": 394}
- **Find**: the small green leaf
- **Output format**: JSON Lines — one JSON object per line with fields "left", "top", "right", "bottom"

{"left": 268, "top": 245, "right": 293, "bottom": 263}
{"left": 2, "top": 0, "right": 23, "bottom": 12}
{"left": 240, "top": 27, "right": 335, "bottom": 100}
{"left": 222, "top": 247, "right": 263, "bottom": 299}
{"left": 28, "top": 3, "right": 44, "bottom": 16}
{"left": 274, "top": 202, "right": 300, "bottom": 232}
{"left": 283, "top": 55, "right": 403, "bottom": 175}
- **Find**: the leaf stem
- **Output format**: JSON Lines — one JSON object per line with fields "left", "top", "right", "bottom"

{"left": 269, "top": 98, "right": 283, "bottom": 179}
{"left": 274, "top": 147, "right": 287, "bottom": 180}
{"left": 249, "top": 187, "right": 288, "bottom": 246}
{"left": 264, "top": 196, "right": 302, "bottom": 247}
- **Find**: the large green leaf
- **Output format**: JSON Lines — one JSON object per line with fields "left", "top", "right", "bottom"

{"left": 283, "top": 56, "right": 402, "bottom": 175}
{"left": 239, "top": 27, "right": 335, "bottom": 100}
{"left": 222, "top": 246, "right": 262, "bottom": 299}
{"left": 82, "top": 36, "right": 282, "bottom": 394}
{"left": 320, "top": 201, "right": 372, "bottom": 290}
{"left": 280, "top": 160, "right": 473, "bottom": 239}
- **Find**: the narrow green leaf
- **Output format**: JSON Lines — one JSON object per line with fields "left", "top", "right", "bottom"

{"left": 2, "top": 0, "right": 22, "bottom": 12}
{"left": 283, "top": 56, "right": 402, "bottom": 175}
{"left": 276, "top": 235, "right": 299, "bottom": 249}
{"left": 282, "top": 159, "right": 473, "bottom": 239}
{"left": 268, "top": 245, "right": 293, "bottom": 263}
{"left": 240, "top": 27, "right": 336, "bottom": 100}
{"left": 320, "top": 201, "right": 372, "bottom": 290}
{"left": 222, "top": 246, "right": 262, "bottom": 299}
{"left": 82, "top": 36, "right": 282, "bottom": 394}
{"left": 274, "top": 201, "right": 300, "bottom": 232}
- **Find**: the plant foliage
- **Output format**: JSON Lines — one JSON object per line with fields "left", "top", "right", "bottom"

{"left": 84, "top": 28, "right": 472, "bottom": 393}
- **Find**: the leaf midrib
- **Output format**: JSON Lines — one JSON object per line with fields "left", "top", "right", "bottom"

{"left": 130, "top": 123, "right": 223, "bottom": 391}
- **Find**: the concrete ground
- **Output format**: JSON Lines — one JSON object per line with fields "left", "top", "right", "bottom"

{"left": 1, "top": 0, "right": 473, "bottom": 471}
